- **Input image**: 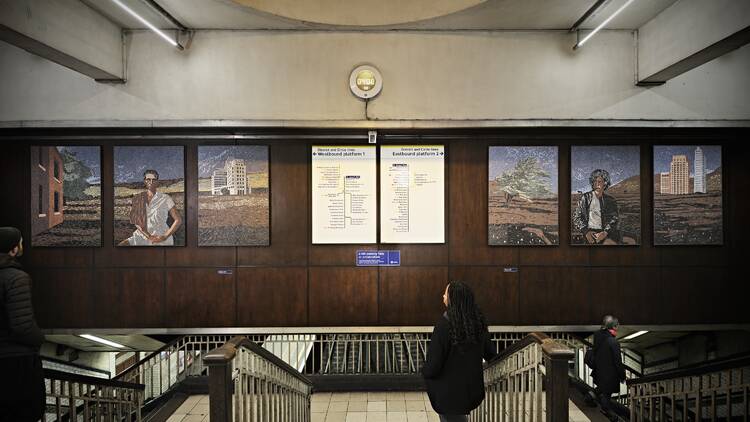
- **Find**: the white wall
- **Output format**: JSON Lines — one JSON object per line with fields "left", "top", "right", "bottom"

{"left": 1, "top": 30, "right": 749, "bottom": 125}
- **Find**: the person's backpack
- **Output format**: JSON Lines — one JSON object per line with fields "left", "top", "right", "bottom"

{"left": 584, "top": 348, "right": 595, "bottom": 369}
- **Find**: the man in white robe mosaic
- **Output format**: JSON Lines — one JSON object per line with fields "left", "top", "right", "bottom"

{"left": 119, "top": 170, "right": 182, "bottom": 246}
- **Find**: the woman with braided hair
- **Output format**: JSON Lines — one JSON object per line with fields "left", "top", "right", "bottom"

{"left": 422, "top": 281, "right": 498, "bottom": 422}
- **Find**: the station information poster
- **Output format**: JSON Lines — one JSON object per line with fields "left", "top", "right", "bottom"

{"left": 312, "top": 146, "right": 377, "bottom": 244}
{"left": 380, "top": 145, "right": 445, "bottom": 243}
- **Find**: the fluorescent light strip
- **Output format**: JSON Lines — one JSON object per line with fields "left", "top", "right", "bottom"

{"left": 79, "top": 334, "right": 126, "bottom": 349}
{"left": 109, "top": 0, "right": 179, "bottom": 48}
{"left": 575, "top": 0, "right": 636, "bottom": 49}
{"left": 622, "top": 330, "right": 648, "bottom": 341}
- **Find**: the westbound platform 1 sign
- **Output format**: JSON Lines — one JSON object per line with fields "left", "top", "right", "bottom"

{"left": 356, "top": 250, "right": 400, "bottom": 266}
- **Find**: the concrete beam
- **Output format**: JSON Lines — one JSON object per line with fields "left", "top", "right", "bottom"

{"left": 0, "top": 0, "right": 124, "bottom": 81}
{"left": 638, "top": 0, "right": 750, "bottom": 86}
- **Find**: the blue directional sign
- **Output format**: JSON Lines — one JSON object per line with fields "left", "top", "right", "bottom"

{"left": 356, "top": 250, "right": 401, "bottom": 266}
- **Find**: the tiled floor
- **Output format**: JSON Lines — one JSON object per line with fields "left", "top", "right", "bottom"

{"left": 311, "top": 392, "right": 441, "bottom": 422}
{"left": 165, "top": 392, "right": 594, "bottom": 422}
{"left": 166, "top": 394, "right": 210, "bottom": 422}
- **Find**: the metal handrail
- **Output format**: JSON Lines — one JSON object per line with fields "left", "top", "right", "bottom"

{"left": 115, "top": 334, "right": 235, "bottom": 403}
{"left": 471, "top": 332, "right": 575, "bottom": 422}
{"left": 628, "top": 358, "right": 750, "bottom": 421}
{"left": 44, "top": 368, "right": 145, "bottom": 421}
{"left": 204, "top": 336, "right": 313, "bottom": 422}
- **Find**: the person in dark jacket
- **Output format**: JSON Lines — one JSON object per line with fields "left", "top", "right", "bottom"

{"left": 591, "top": 315, "right": 626, "bottom": 421}
{"left": 0, "top": 227, "right": 45, "bottom": 421}
{"left": 422, "top": 281, "right": 497, "bottom": 422}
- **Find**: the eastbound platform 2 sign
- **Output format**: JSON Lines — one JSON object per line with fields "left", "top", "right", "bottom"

{"left": 356, "top": 250, "right": 401, "bottom": 266}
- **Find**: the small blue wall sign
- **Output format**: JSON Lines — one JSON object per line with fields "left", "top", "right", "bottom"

{"left": 356, "top": 250, "right": 401, "bottom": 266}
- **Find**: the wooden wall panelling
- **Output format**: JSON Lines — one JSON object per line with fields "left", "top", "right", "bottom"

{"left": 236, "top": 267, "right": 308, "bottom": 326}
{"left": 30, "top": 269, "right": 93, "bottom": 328}
{"left": 25, "top": 248, "right": 93, "bottom": 268}
{"left": 449, "top": 141, "right": 517, "bottom": 266}
{"left": 379, "top": 266, "right": 449, "bottom": 326}
{"left": 239, "top": 142, "right": 308, "bottom": 266}
{"left": 92, "top": 269, "right": 165, "bottom": 328}
{"left": 519, "top": 266, "right": 591, "bottom": 325}
{"left": 165, "top": 268, "right": 236, "bottom": 327}
{"left": 449, "top": 266, "right": 520, "bottom": 325}
{"left": 588, "top": 267, "right": 660, "bottom": 325}
{"left": 308, "top": 267, "right": 378, "bottom": 326}
{"left": 659, "top": 267, "right": 731, "bottom": 324}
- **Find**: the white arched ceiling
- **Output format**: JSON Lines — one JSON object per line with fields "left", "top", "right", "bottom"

{"left": 229, "top": 0, "right": 486, "bottom": 26}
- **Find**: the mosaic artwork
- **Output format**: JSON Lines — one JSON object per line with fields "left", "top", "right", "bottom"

{"left": 571, "top": 146, "right": 641, "bottom": 246}
{"left": 653, "top": 145, "right": 722, "bottom": 245}
{"left": 30, "top": 146, "right": 101, "bottom": 247}
{"left": 488, "top": 146, "right": 559, "bottom": 245}
{"left": 198, "top": 145, "right": 269, "bottom": 246}
{"left": 114, "top": 146, "right": 185, "bottom": 246}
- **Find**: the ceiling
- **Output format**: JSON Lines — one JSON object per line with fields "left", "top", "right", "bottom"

{"left": 46, "top": 334, "right": 165, "bottom": 352}
{"left": 81, "top": 0, "right": 679, "bottom": 31}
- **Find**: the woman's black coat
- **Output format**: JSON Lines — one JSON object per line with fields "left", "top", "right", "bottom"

{"left": 591, "top": 329, "right": 626, "bottom": 395}
{"left": 421, "top": 314, "right": 497, "bottom": 415}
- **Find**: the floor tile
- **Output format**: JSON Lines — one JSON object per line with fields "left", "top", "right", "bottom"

{"left": 325, "top": 412, "right": 347, "bottom": 422}
{"left": 328, "top": 401, "right": 350, "bottom": 412}
{"left": 368, "top": 392, "right": 387, "bottom": 401}
{"left": 312, "top": 401, "right": 330, "bottom": 412}
{"left": 406, "top": 411, "right": 428, "bottom": 422}
{"left": 387, "top": 411, "right": 408, "bottom": 422}
{"left": 345, "top": 412, "right": 367, "bottom": 422}
{"left": 348, "top": 401, "right": 368, "bottom": 411}
{"left": 312, "top": 393, "right": 333, "bottom": 402}
{"left": 349, "top": 392, "right": 369, "bottom": 402}
{"left": 386, "top": 392, "right": 405, "bottom": 401}
{"left": 368, "top": 401, "right": 387, "bottom": 412}
{"left": 366, "top": 411, "right": 387, "bottom": 422}
{"left": 387, "top": 400, "right": 406, "bottom": 411}
{"left": 405, "top": 401, "right": 425, "bottom": 411}
{"left": 403, "top": 392, "right": 424, "bottom": 401}
{"left": 331, "top": 393, "right": 351, "bottom": 402}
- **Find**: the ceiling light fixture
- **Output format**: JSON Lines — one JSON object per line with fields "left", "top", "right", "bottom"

{"left": 109, "top": 0, "right": 184, "bottom": 50}
{"left": 621, "top": 330, "right": 648, "bottom": 341}
{"left": 574, "top": 0, "right": 636, "bottom": 50}
{"left": 79, "top": 334, "right": 126, "bottom": 349}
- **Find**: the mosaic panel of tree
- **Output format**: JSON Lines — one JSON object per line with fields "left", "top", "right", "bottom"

{"left": 30, "top": 146, "right": 101, "bottom": 247}
{"left": 488, "top": 146, "right": 559, "bottom": 246}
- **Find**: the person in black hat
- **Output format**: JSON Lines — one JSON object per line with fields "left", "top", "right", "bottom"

{"left": 0, "top": 227, "right": 45, "bottom": 421}
{"left": 422, "top": 281, "right": 497, "bottom": 422}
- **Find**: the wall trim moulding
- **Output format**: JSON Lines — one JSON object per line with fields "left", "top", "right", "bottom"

{"left": 1, "top": 119, "right": 749, "bottom": 130}
{"left": 42, "top": 324, "right": 750, "bottom": 336}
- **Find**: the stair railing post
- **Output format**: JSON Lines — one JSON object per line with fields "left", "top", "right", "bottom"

{"left": 204, "top": 341, "right": 238, "bottom": 422}
{"left": 541, "top": 339, "right": 574, "bottom": 422}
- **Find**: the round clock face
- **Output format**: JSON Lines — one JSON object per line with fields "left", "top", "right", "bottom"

{"left": 350, "top": 65, "right": 383, "bottom": 99}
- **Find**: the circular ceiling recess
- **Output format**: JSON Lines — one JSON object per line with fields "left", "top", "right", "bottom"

{"left": 230, "top": 0, "right": 486, "bottom": 26}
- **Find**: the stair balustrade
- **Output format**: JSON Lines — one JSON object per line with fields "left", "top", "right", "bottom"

{"left": 628, "top": 355, "right": 750, "bottom": 421}
{"left": 204, "top": 336, "right": 313, "bottom": 422}
{"left": 470, "top": 332, "right": 574, "bottom": 422}
{"left": 44, "top": 368, "right": 144, "bottom": 421}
